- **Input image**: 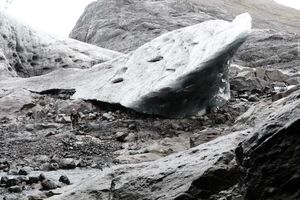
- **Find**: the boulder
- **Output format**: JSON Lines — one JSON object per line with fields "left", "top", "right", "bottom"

{"left": 0, "top": 11, "right": 122, "bottom": 78}
{"left": 1, "top": 14, "right": 252, "bottom": 118}
{"left": 0, "top": 88, "right": 37, "bottom": 119}
{"left": 235, "top": 88, "right": 300, "bottom": 200}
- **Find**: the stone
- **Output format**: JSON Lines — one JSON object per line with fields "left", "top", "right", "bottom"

{"left": 41, "top": 163, "right": 59, "bottom": 171}
{"left": 0, "top": 160, "right": 10, "bottom": 171}
{"left": 1, "top": 14, "right": 252, "bottom": 118}
{"left": 248, "top": 94, "right": 259, "bottom": 102}
{"left": 0, "top": 11, "right": 122, "bottom": 78}
{"left": 41, "top": 179, "right": 58, "bottom": 190}
{"left": 102, "top": 112, "right": 114, "bottom": 121}
{"left": 1, "top": 176, "right": 8, "bottom": 185}
{"left": 27, "top": 176, "right": 39, "bottom": 185}
{"left": 115, "top": 132, "right": 128, "bottom": 142}
{"left": 6, "top": 178, "right": 20, "bottom": 187}
{"left": 128, "top": 123, "right": 137, "bottom": 130}
{"left": 39, "top": 174, "right": 46, "bottom": 182}
{"left": 124, "top": 133, "right": 137, "bottom": 142}
{"left": 8, "top": 186, "right": 22, "bottom": 193}
{"left": 59, "top": 175, "right": 71, "bottom": 185}
{"left": 17, "top": 176, "right": 29, "bottom": 184}
{"left": 58, "top": 158, "right": 76, "bottom": 169}
{"left": 18, "top": 167, "right": 31, "bottom": 175}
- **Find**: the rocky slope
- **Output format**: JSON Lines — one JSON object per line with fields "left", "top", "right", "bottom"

{"left": 47, "top": 87, "right": 300, "bottom": 200}
{"left": 70, "top": 0, "right": 300, "bottom": 51}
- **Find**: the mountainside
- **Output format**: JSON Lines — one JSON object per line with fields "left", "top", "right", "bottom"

{"left": 70, "top": 0, "right": 300, "bottom": 52}
{"left": 70, "top": 0, "right": 300, "bottom": 75}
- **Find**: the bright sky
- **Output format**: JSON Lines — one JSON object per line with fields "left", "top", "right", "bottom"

{"left": 275, "top": 0, "right": 300, "bottom": 10}
{"left": 1, "top": 0, "right": 95, "bottom": 38}
{"left": 0, "top": 0, "right": 299, "bottom": 38}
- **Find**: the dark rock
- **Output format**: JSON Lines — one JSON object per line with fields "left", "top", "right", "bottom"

{"left": 18, "top": 167, "right": 31, "bottom": 175}
{"left": 17, "top": 176, "right": 29, "bottom": 184}
{"left": 39, "top": 174, "right": 46, "bottom": 182}
{"left": 28, "top": 176, "right": 39, "bottom": 185}
{"left": 1, "top": 176, "right": 8, "bottom": 184}
{"left": 8, "top": 186, "right": 22, "bottom": 193}
{"left": 41, "top": 179, "right": 58, "bottom": 190}
{"left": 128, "top": 123, "right": 136, "bottom": 130}
{"left": 41, "top": 163, "right": 60, "bottom": 171}
{"left": 235, "top": 89, "right": 300, "bottom": 200}
{"left": 0, "top": 160, "right": 10, "bottom": 171}
{"left": 59, "top": 175, "right": 71, "bottom": 185}
{"left": 115, "top": 132, "right": 128, "bottom": 142}
{"left": 58, "top": 158, "right": 76, "bottom": 169}
{"left": 248, "top": 94, "right": 259, "bottom": 102}
{"left": 124, "top": 133, "right": 137, "bottom": 142}
{"left": 6, "top": 178, "right": 20, "bottom": 187}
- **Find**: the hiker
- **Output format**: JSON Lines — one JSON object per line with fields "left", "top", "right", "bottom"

{"left": 70, "top": 109, "right": 80, "bottom": 130}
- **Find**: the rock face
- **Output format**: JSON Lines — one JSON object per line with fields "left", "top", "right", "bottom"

{"left": 70, "top": 0, "right": 300, "bottom": 53}
{"left": 0, "top": 12, "right": 122, "bottom": 78}
{"left": 49, "top": 87, "right": 300, "bottom": 200}
{"left": 1, "top": 14, "right": 251, "bottom": 118}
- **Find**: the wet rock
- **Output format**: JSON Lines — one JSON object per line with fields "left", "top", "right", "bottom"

{"left": 59, "top": 175, "right": 71, "bottom": 185}
{"left": 8, "top": 186, "right": 22, "bottom": 193}
{"left": 41, "top": 179, "right": 58, "bottom": 190}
